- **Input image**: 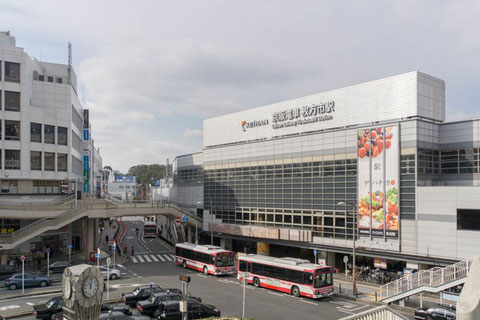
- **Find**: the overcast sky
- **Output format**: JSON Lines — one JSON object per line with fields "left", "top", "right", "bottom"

{"left": 1, "top": 1, "right": 479, "bottom": 171}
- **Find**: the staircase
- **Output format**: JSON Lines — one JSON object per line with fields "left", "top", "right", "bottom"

{"left": 0, "top": 206, "right": 88, "bottom": 250}
{"left": 340, "top": 306, "right": 408, "bottom": 320}
{"left": 380, "top": 258, "right": 472, "bottom": 303}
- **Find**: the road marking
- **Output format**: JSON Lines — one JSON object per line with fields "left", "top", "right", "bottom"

{"left": 196, "top": 274, "right": 208, "bottom": 278}
{"left": 117, "top": 264, "right": 124, "bottom": 268}
{"left": 164, "top": 254, "right": 174, "bottom": 261}
{"left": 150, "top": 255, "right": 159, "bottom": 262}
{"left": 111, "top": 283, "right": 143, "bottom": 289}
{"left": 144, "top": 255, "right": 152, "bottom": 262}
{"left": 300, "top": 300, "right": 318, "bottom": 305}
{"left": 337, "top": 307, "right": 356, "bottom": 315}
{"left": 157, "top": 254, "right": 166, "bottom": 262}
{"left": 137, "top": 256, "right": 145, "bottom": 263}
{"left": 267, "top": 292, "right": 284, "bottom": 297}
{"left": 0, "top": 305, "right": 20, "bottom": 311}
{"left": 131, "top": 256, "right": 138, "bottom": 263}
{"left": 26, "top": 302, "right": 35, "bottom": 306}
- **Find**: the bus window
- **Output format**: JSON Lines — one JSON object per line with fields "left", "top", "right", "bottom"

{"left": 313, "top": 273, "right": 333, "bottom": 288}
{"left": 239, "top": 260, "right": 247, "bottom": 272}
{"left": 215, "top": 252, "right": 235, "bottom": 267}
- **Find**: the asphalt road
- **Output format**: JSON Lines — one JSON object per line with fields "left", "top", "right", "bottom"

{"left": 0, "top": 217, "right": 418, "bottom": 319}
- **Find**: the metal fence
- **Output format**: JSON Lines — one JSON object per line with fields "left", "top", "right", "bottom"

{"left": 380, "top": 258, "right": 472, "bottom": 300}
{"left": 340, "top": 306, "right": 408, "bottom": 320}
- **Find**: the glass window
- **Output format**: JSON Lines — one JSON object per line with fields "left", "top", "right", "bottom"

{"left": 5, "top": 91, "right": 20, "bottom": 112}
{"left": 30, "top": 151, "right": 42, "bottom": 170}
{"left": 38, "top": 75, "right": 44, "bottom": 81}
{"left": 457, "top": 209, "right": 480, "bottom": 231}
{"left": 44, "top": 152, "right": 55, "bottom": 171}
{"left": 44, "top": 125, "right": 55, "bottom": 144}
{"left": 56, "top": 77, "right": 63, "bottom": 84}
{"left": 57, "top": 153, "right": 67, "bottom": 172}
{"left": 5, "top": 150, "right": 20, "bottom": 169}
{"left": 30, "top": 123, "right": 42, "bottom": 143}
{"left": 5, "top": 120, "right": 20, "bottom": 141}
{"left": 57, "top": 127, "right": 67, "bottom": 145}
{"left": 47, "top": 76, "right": 54, "bottom": 83}
{"left": 5, "top": 62, "right": 20, "bottom": 83}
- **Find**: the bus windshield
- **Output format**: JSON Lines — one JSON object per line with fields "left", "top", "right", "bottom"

{"left": 312, "top": 272, "right": 333, "bottom": 288}
{"left": 215, "top": 252, "right": 235, "bottom": 267}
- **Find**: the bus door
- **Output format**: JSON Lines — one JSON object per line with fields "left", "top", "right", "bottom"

{"left": 247, "top": 262, "right": 252, "bottom": 273}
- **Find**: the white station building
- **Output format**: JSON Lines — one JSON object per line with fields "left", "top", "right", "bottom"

{"left": 166, "top": 71, "right": 480, "bottom": 270}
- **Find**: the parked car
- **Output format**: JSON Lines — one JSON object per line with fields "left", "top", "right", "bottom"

{"left": 43, "top": 261, "right": 70, "bottom": 274}
{"left": 137, "top": 291, "right": 202, "bottom": 316}
{"left": 98, "top": 266, "right": 121, "bottom": 280}
{"left": 122, "top": 285, "right": 181, "bottom": 307}
{"left": 415, "top": 306, "right": 456, "bottom": 320}
{"left": 0, "top": 265, "right": 16, "bottom": 279}
{"left": 33, "top": 296, "right": 64, "bottom": 319}
{"left": 5, "top": 273, "right": 51, "bottom": 290}
{"left": 155, "top": 300, "right": 220, "bottom": 320}
{"left": 99, "top": 311, "right": 150, "bottom": 320}
{"left": 101, "top": 303, "right": 132, "bottom": 315}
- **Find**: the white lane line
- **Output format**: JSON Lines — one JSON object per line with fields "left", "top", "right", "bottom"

{"left": 300, "top": 300, "right": 318, "bottom": 305}
{"left": 144, "top": 255, "right": 152, "bottom": 263}
{"left": 137, "top": 256, "right": 145, "bottom": 263}
{"left": 157, "top": 254, "right": 166, "bottom": 262}
{"left": 337, "top": 308, "right": 355, "bottom": 315}
{"left": 150, "top": 255, "right": 159, "bottom": 262}
{"left": 117, "top": 264, "right": 125, "bottom": 268}
{"left": 164, "top": 254, "right": 174, "bottom": 261}
{"left": 131, "top": 256, "right": 138, "bottom": 263}
{"left": 267, "top": 292, "right": 284, "bottom": 297}
{"left": 26, "top": 302, "right": 35, "bottom": 306}
{"left": 196, "top": 274, "right": 208, "bottom": 278}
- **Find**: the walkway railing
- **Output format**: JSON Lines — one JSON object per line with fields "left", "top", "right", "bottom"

{"left": 380, "top": 258, "right": 472, "bottom": 301}
{"left": 340, "top": 306, "right": 408, "bottom": 320}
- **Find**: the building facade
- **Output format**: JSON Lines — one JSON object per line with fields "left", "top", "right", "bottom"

{"left": 173, "top": 71, "right": 480, "bottom": 268}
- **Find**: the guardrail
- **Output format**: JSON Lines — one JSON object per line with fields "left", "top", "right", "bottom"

{"left": 340, "top": 306, "right": 408, "bottom": 320}
{"left": 380, "top": 258, "right": 472, "bottom": 301}
{"left": 0, "top": 194, "right": 76, "bottom": 210}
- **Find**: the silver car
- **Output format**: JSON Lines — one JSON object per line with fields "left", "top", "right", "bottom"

{"left": 98, "top": 266, "right": 121, "bottom": 280}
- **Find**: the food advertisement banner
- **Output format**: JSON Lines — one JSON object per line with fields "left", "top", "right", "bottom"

{"left": 357, "top": 126, "right": 399, "bottom": 239}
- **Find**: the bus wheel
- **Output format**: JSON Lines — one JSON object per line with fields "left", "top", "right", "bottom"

{"left": 253, "top": 277, "right": 260, "bottom": 288}
{"left": 203, "top": 266, "right": 208, "bottom": 275}
{"left": 291, "top": 286, "right": 300, "bottom": 297}
{"left": 182, "top": 260, "right": 187, "bottom": 268}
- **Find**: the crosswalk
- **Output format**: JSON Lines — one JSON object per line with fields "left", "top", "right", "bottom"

{"left": 131, "top": 253, "right": 175, "bottom": 264}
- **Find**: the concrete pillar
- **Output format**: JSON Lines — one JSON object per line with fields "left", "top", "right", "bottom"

{"left": 187, "top": 226, "right": 192, "bottom": 243}
{"left": 1, "top": 251, "right": 8, "bottom": 265}
{"left": 94, "top": 219, "right": 100, "bottom": 249}
{"left": 86, "top": 219, "right": 95, "bottom": 256}
{"left": 257, "top": 242, "right": 270, "bottom": 256}
{"left": 220, "top": 238, "right": 233, "bottom": 250}
{"left": 326, "top": 251, "right": 336, "bottom": 268}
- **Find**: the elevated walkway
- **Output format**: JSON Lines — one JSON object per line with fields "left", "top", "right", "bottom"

{"left": 340, "top": 306, "right": 408, "bottom": 320}
{"left": 380, "top": 258, "right": 472, "bottom": 304}
{"left": 0, "top": 198, "right": 202, "bottom": 250}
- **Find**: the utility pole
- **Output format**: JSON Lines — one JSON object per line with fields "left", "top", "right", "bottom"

{"left": 179, "top": 275, "right": 191, "bottom": 320}
{"left": 338, "top": 201, "right": 357, "bottom": 298}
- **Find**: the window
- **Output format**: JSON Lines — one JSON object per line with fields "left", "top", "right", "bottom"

{"left": 5, "top": 150, "right": 20, "bottom": 169}
{"left": 38, "top": 75, "right": 44, "bottom": 81}
{"left": 44, "top": 152, "right": 55, "bottom": 171}
{"left": 457, "top": 209, "right": 480, "bottom": 231}
{"left": 47, "top": 76, "right": 54, "bottom": 83}
{"left": 5, "top": 91, "right": 20, "bottom": 112}
{"left": 57, "top": 127, "right": 67, "bottom": 145}
{"left": 239, "top": 260, "right": 247, "bottom": 272}
{"left": 56, "top": 77, "right": 63, "bottom": 84}
{"left": 5, "top": 62, "right": 20, "bottom": 83}
{"left": 5, "top": 120, "right": 20, "bottom": 141}
{"left": 44, "top": 125, "right": 55, "bottom": 144}
{"left": 30, "top": 123, "right": 42, "bottom": 143}
{"left": 31, "top": 151, "right": 42, "bottom": 170}
{"left": 57, "top": 153, "right": 67, "bottom": 172}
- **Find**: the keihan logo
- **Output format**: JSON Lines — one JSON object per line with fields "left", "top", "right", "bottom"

{"left": 241, "top": 119, "right": 269, "bottom": 132}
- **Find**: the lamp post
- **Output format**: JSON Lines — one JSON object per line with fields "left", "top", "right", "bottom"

{"left": 338, "top": 201, "right": 357, "bottom": 297}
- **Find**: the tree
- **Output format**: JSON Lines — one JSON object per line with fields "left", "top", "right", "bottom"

{"left": 127, "top": 164, "right": 166, "bottom": 184}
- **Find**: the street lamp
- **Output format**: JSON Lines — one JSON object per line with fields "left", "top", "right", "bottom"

{"left": 337, "top": 201, "right": 357, "bottom": 297}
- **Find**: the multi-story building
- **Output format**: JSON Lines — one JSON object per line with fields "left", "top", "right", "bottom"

{"left": 171, "top": 71, "right": 480, "bottom": 269}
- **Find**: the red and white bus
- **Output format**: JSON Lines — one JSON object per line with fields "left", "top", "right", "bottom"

{"left": 143, "top": 221, "right": 157, "bottom": 238}
{"left": 174, "top": 242, "right": 236, "bottom": 275}
{"left": 237, "top": 254, "right": 334, "bottom": 299}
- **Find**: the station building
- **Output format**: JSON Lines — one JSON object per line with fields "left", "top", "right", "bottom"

{"left": 166, "top": 71, "right": 480, "bottom": 270}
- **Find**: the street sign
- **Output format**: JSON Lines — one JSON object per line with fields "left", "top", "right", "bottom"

{"left": 181, "top": 214, "right": 189, "bottom": 223}
{"left": 313, "top": 249, "right": 318, "bottom": 256}
{"left": 95, "top": 252, "right": 101, "bottom": 258}
{"left": 45, "top": 248, "right": 51, "bottom": 254}
{"left": 66, "top": 243, "right": 73, "bottom": 249}
{"left": 20, "top": 255, "right": 25, "bottom": 262}
{"left": 109, "top": 240, "right": 115, "bottom": 246}
{"left": 174, "top": 217, "right": 182, "bottom": 224}
{"left": 107, "top": 257, "right": 111, "bottom": 265}
{"left": 343, "top": 255, "right": 349, "bottom": 264}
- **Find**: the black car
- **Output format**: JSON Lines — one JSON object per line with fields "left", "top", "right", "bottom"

{"left": 0, "top": 265, "right": 16, "bottom": 279}
{"left": 415, "top": 306, "right": 456, "bottom": 320}
{"left": 99, "top": 311, "right": 150, "bottom": 320}
{"left": 137, "top": 291, "right": 202, "bottom": 316}
{"left": 33, "top": 296, "right": 64, "bottom": 320}
{"left": 155, "top": 300, "right": 220, "bottom": 320}
{"left": 102, "top": 303, "right": 132, "bottom": 316}
{"left": 122, "top": 285, "right": 182, "bottom": 308}
{"left": 43, "top": 261, "right": 70, "bottom": 274}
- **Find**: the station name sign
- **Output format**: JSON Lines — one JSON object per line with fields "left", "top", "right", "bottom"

{"left": 241, "top": 100, "right": 335, "bottom": 132}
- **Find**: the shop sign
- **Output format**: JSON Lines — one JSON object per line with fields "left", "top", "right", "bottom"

{"left": 272, "top": 101, "right": 335, "bottom": 130}
{"left": 357, "top": 126, "right": 399, "bottom": 239}
{"left": 374, "top": 258, "right": 387, "bottom": 269}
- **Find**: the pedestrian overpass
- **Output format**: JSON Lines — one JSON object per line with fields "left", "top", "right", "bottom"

{"left": 0, "top": 197, "right": 202, "bottom": 251}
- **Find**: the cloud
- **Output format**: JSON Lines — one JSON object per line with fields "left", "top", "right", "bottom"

{"left": 183, "top": 129, "right": 203, "bottom": 138}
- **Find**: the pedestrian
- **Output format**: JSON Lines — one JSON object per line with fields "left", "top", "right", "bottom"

{"left": 105, "top": 234, "right": 109, "bottom": 245}
{"left": 131, "top": 246, "right": 135, "bottom": 257}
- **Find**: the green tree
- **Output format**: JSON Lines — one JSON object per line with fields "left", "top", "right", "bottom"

{"left": 127, "top": 164, "right": 166, "bottom": 184}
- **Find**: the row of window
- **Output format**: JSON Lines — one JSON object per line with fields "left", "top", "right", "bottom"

{"left": 1, "top": 180, "right": 63, "bottom": 194}
{"left": 33, "top": 72, "right": 63, "bottom": 84}
{"left": 0, "top": 61, "right": 21, "bottom": 83}
{"left": 30, "top": 123, "right": 68, "bottom": 145}
{"left": 418, "top": 148, "right": 480, "bottom": 175}
{"left": 175, "top": 247, "right": 214, "bottom": 265}
{"left": 0, "top": 90, "right": 21, "bottom": 112}
{"left": 0, "top": 149, "right": 67, "bottom": 171}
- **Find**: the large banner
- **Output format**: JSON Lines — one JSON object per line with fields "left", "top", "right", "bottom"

{"left": 357, "top": 126, "right": 399, "bottom": 239}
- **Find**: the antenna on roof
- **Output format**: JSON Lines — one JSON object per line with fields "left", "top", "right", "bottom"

{"left": 67, "top": 42, "right": 72, "bottom": 83}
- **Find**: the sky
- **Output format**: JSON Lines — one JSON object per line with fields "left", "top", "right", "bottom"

{"left": 1, "top": 1, "right": 479, "bottom": 171}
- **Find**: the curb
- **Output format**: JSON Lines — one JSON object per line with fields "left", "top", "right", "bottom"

{"left": 0, "top": 288, "right": 62, "bottom": 302}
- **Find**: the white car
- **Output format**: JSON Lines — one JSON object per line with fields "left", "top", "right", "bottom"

{"left": 97, "top": 266, "right": 121, "bottom": 280}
